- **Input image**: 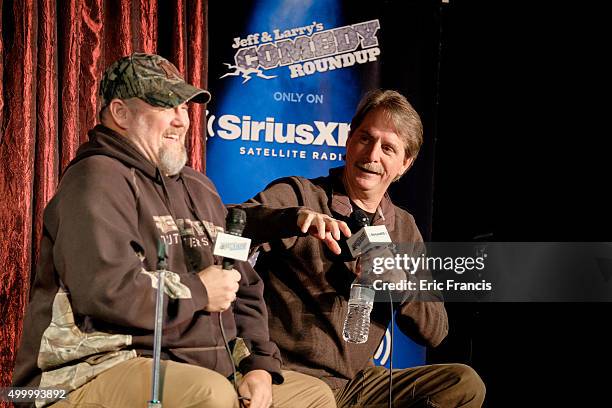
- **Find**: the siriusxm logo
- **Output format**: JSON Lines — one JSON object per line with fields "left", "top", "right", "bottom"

{"left": 219, "top": 242, "right": 248, "bottom": 251}
{"left": 207, "top": 112, "right": 350, "bottom": 148}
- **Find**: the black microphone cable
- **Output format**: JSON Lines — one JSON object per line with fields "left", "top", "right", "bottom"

{"left": 388, "top": 289, "right": 394, "bottom": 408}
{"left": 350, "top": 207, "right": 394, "bottom": 407}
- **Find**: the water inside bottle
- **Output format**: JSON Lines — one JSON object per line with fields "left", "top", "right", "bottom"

{"left": 343, "top": 298, "right": 374, "bottom": 343}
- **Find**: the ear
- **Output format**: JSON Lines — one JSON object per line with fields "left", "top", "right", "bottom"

{"left": 399, "top": 155, "right": 415, "bottom": 177}
{"left": 107, "top": 99, "right": 131, "bottom": 130}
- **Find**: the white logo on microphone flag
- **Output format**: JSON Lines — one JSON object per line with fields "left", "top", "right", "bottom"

{"left": 213, "top": 232, "right": 251, "bottom": 262}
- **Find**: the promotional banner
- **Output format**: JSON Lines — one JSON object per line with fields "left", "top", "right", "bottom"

{"left": 207, "top": 1, "right": 366, "bottom": 203}
{"left": 207, "top": 0, "right": 440, "bottom": 369}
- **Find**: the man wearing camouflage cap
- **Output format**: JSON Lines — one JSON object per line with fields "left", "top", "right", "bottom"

{"left": 12, "top": 53, "right": 335, "bottom": 408}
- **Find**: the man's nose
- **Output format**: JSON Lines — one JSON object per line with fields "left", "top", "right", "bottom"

{"left": 364, "top": 141, "right": 382, "bottom": 161}
{"left": 171, "top": 107, "right": 188, "bottom": 127}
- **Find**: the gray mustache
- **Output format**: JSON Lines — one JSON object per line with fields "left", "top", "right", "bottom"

{"left": 358, "top": 162, "right": 383, "bottom": 174}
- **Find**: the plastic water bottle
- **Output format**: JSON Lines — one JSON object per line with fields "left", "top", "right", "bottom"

{"left": 342, "top": 284, "right": 375, "bottom": 344}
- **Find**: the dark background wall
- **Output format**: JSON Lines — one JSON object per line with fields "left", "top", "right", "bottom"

{"left": 429, "top": 1, "right": 611, "bottom": 406}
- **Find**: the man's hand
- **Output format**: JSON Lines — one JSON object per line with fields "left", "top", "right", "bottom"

{"left": 238, "top": 369, "right": 273, "bottom": 408}
{"left": 197, "top": 265, "right": 241, "bottom": 312}
{"left": 297, "top": 208, "right": 351, "bottom": 255}
{"left": 358, "top": 246, "right": 406, "bottom": 284}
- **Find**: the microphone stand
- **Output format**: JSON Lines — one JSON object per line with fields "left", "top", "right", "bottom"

{"left": 147, "top": 241, "right": 167, "bottom": 408}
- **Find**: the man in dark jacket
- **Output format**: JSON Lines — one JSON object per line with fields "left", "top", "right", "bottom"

{"left": 12, "top": 53, "right": 334, "bottom": 408}
{"left": 238, "top": 90, "right": 486, "bottom": 407}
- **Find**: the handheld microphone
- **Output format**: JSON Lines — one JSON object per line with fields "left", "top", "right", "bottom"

{"left": 213, "top": 208, "right": 251, "bottom": 269}
{"left": 212, "top": 208, "right": 249, "bottom": 395}
{"left": 346, "top": 209, "right": 391, "bottom": 258}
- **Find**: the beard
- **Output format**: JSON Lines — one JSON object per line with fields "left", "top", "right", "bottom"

{"left": 158, "top": 141, "right": 187, "bottom": 176}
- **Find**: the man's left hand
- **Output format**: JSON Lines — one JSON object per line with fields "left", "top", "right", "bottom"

{"left": 238, "top": 369, "right": 273, "bottom": 408}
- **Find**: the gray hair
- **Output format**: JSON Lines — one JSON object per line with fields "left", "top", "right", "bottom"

{"left": 349, "top": 89, "right": 423, "bottom": 160}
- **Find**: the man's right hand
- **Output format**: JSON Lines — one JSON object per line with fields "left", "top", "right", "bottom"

{"left": 197, "top": 265, "right": 241, "bottom": 312}
{"left": 297, "top": 208, "right": 351, "bottom": 255}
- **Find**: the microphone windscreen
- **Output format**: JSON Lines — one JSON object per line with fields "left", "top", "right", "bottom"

{"left": 226, "top": 208, "right": 247, "bottom": 236}
{"left": 350, "top": 208, "right": 370, "bottom": 231}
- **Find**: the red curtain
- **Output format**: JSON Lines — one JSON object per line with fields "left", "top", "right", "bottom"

{"left": 0, "top": 0, "right": 209, "bottom": 395}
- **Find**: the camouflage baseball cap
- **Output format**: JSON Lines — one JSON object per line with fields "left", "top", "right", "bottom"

{"left": 98, "top": 53, "right": 211, "bottom": 109}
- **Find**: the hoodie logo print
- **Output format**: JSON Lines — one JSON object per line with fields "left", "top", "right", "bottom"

{"left": 153, "top": 215, "right": 211, "bottom": 248}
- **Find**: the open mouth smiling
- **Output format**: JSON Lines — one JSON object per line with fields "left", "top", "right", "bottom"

{"left": 163, "top": 134, "right": 180, "bottom": 142}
